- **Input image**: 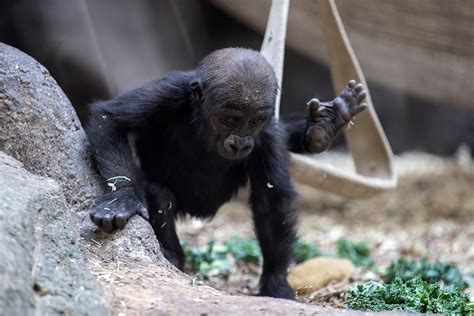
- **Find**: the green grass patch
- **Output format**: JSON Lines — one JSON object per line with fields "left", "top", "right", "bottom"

{"left": 181, "top": 236, "right": 262, "bottom": 278}
{"left": 385, "top": 258, "right": 468, "bottom": 289}
{"left": 345, "top": 277, "right": 473, "bottom": 314}
{"left": 336, "top": 237, "right": 375, "bottom": 268}
{"left": 294, "top": 239, "right": 321, "bottom": 263}
{"left": 181, "top": 240, "right": 233, "bottom": 278}
{"left": 182, "top": 236, "right": 375, "bottom": 277}
{"left": 223, "top": 236, "right": 262, "bottom": 264}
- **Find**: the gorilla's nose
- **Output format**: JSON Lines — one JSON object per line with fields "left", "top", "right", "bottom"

{"left": 225, "top": 135, "right": 254, "bottom": 155}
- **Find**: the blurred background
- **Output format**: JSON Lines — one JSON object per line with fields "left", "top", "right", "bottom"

{"left": 1, "top": 0, "right": 473, "bottom": 155}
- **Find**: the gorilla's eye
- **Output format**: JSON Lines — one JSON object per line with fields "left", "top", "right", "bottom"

{"left": 223, "top": 116, "right": 240, "bottom": 127}
{"left": 249, "top": 116, "right": 267, "bottom": 127}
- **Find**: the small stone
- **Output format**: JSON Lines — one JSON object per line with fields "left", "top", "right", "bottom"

{"left": 287, "top": 257, "right": 353, "bottom": 295}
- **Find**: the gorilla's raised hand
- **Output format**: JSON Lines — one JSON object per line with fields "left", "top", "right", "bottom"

{"left": 305, "top": 80, "right": 367, "bottom": 153}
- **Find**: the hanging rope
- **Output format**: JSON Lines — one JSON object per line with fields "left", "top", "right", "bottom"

{"left": 261, "top": 0, "right": 397, "bottom": 199}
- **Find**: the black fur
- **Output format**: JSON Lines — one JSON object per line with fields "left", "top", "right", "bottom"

{"left": 84, "top": 47, "right": 367, "bottom": 300}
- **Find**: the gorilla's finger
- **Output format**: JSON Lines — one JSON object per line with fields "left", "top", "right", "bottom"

{"left": 351, "top": 104, "right": 367, "bottom": 115}
{"left": 115, "top": 212, "right": 130, "bottom": 229}
{"left": 137, "top": 203, "right": 149, "bottom": 220}
{"left": 307, "top": 98, "right": 320, "bottom": 111}
{"left": 307, "top": 98, "right": 321, "bottom": 120}
{"left": 354, "top": 83, "right": 364, "bottom": 94}
{"left": 91, "top": 213, "right": 103, "bottom": 227}
{"left": 89, "top": 211, "right": 96, "bottom": 222}
{"left": 356, "top": 91, "right": 367, "bottom": 103}
{"left": 347, "top": 80, "right": 356, "bottom": 88}
{"left": 101, "top": 212, "right": 115, "bottom": 233}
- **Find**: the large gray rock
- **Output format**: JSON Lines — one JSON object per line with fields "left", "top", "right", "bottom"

{"left": 0, "top": 152, "right": 108, "bottom": 315}
{"left": 0, "top": 42, "right": 100, "bottom": 211}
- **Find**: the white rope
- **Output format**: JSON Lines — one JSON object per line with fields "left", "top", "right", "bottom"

{"left": 260, "top": 0, "right": 397, "bottom": 199}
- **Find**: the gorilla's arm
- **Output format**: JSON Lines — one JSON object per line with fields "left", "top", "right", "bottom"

{"left": 84, "top": 71, "right": 192, "bottom": 232}
{"left": 284, "top": 80, "right": 367, "bottom": 154}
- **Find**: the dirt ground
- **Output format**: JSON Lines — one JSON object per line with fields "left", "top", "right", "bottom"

{"left": 176, "top": 152, "right": 474, "bottom": 308}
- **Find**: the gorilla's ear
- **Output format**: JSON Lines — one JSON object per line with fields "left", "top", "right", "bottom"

{"left": 190, "top": 80, "right": 205, "bottom": 102}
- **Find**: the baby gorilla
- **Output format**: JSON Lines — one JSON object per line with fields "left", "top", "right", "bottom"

{"left": 85, "top": 47, "right": 367, "bottom": 299}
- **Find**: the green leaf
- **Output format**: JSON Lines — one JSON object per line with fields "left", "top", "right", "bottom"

{"left": 336, "top": 237, "right": 375, "bottom": 268}
{"left": 181, "top": 236, "right": 262, "bottom": 278}
{"left": 181, "top": 241, "right": 231, "bottom": 278}
{"left": 224, "top": 236, "right": 262, "bottom": 263}
{"left": 293, "top": 239, "right": 321, "bottom": 263}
